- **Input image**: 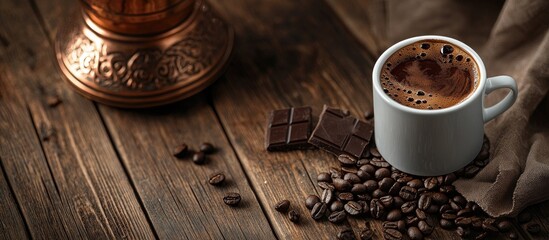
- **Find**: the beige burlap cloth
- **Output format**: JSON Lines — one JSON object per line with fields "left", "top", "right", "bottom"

{"left": 364, "top": 0, "right": 549, "bottom": 217}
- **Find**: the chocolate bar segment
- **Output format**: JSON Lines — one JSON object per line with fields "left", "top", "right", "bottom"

{"left": 308, "top": 105, "right": 373, "bottom": 158}
{"left": 266, "top": 107, "right": 314, "bottom": 151}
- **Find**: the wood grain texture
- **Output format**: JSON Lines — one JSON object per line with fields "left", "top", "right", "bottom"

{"left": 0, "top": 0, "right": 154, "bottom": 238}
{"left": 34, "top": 0, "right": 277, "bottom": 238}
{"left": 0, "top": 145, "right": 29, "bottom": 240}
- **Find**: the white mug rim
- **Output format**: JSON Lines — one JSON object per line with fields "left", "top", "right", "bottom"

{"left": 372, "top": 35, "right": 487, "bottom": 115}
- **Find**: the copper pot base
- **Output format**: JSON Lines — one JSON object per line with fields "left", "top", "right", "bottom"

{"left": 55, "top": 0, "right": 233, "bottom": 108}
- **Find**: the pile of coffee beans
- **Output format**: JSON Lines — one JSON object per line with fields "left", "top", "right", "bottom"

{"left": 304, "top": 136, "right": 541, "bottom": 239}
{"left": 174, "top": 142, "right": 242, "bottom": 206}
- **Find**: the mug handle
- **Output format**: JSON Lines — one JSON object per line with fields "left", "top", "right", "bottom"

{"left": 483, "top": 75, "right": 518, "bottom": 122}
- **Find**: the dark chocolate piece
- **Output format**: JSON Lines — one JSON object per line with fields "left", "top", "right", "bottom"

{"left": 266, "top": 107, "right": 314, "bottom": 151}
{"left": 308, "top": 105, "right": 373, "bottom": 158}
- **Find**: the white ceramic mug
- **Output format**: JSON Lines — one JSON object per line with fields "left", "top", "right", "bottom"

{"left": 372, "top": 35, "right": 518, "bottom": 176}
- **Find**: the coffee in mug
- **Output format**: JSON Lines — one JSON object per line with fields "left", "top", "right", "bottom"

{"left": 380, "top": 40, "right": 479, "bottom": 110}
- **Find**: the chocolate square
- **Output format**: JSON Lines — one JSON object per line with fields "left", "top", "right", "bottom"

{"left": 308, "top": 105, "right": 373, "bottom": 158}
{"left": 266, "top": 107, "right": 314, "bottom": 151}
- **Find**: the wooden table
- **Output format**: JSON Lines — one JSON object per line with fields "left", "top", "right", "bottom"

{"left": 1, "top": 0, "right": 547, "bottom": 239}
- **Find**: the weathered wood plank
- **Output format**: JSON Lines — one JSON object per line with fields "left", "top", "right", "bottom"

{"left": 0, "top": 0, "right": 155, "bottom": 238}
{"left": 34, "top": 0, "right": 277, "bottom": 238}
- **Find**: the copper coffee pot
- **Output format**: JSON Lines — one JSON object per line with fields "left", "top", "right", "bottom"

{"left": 55, "top": 0, "right": 233, "bottom": 107}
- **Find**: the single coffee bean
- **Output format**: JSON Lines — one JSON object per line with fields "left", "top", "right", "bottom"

{"left": 388, "top": 182, "right": 402, "bottom": 196}
{"left": 439, "top": 204, "right": 452, "bottom": 214}
{"left": 360, "top": 164, "right": 376, "bottom": 174}
{"left": 360, "top": 228, "right": 374, "bottom": 240}
{"left": 375, "top": 168, "right": 391, "bottom": 180}
{"left": 344, "top": 201, "right": 363, "bottom": 216}
{"left": 357, "top": 170, "right": 372, "bottom": 181}
{"left": 457, "top": 208, "right": 473, "bottom": 217}
{"left": 223, "top": 193, "right": 241, "bottom": 206}
{"left": 383, "top": 221, "right": 399, "bottom": 229}
{"left": 407, "top": 179, "right": 423, "bottom": 188}
{"left": 356, "top": 158, "right": 370, "bottom": 167}
{"left": 398, "top": 200, "right": 415, "bottom": 214}
{"left": 471, "top": 216, "right": 483, "bottom": 228}
{"left": 199, "top": 142, "right": 215, "bottom": 154}
{"left": 208, "top": 173, "right": 225, "bottom": 185}
{"left": 417, "top": 188, "right": 428, "bottom": 195}
{"left": 337, "top": 228, "right": 355, "bottom": 240}
{"left": 379, "top": 177, "right": 396, "bottom": 192}
{"left": 370, "top": 147, "right": 381, "bottom": 158}
{"left": 305, "top": 195, "right": 320, "bottom": 209}
{"left": 328, "top": 210, "right": 347, "bottom": 223}
{"left": 288, "top": 210, "right": 300, "bottom": 223}
{"left": 452, "top": 196, "right": 467, "bottom": 206}
{"left": 173, "top": 144, "right": 189, "bottom": 158}
{"left": 364, "top": 110, "right": 374, "bottom": 120}
{"left": 418, "top": 194, "right": 432, "bottom": 210}
{"left": 192, "top": 151, "right": 206, "bottom": 164}
{"left": 341, "top": 166, "right": 358, "bottom": 174}
{"left": 497, "top": 220, "right": 512, "bottom": 232}
{"left": 441, "top": 212, "right": 457, "bottom": 220}
{"left": 311, "top": 202, "right": 328, "bottom": 220}
{"left": 508, "top": 231, "right": 518, "bottom": 239}
{"left": 372, "top": 189, "right": 387, "bottom": 198}
{"left": 351, "top": 184, "right": 367, "bottom": 194}
{"left": 274, "top": 200, "right": 290, "bottom": 212}
{"left": 518, "top": 211, "right": 532, "bottom": 223}
{"left": 424, "top": 177, "right": 438, "bottom": 190}
{"left": 384, "top": 228, "right": 403, "bottom": 240}
{"left": 407, "top": 226, "right": 423, "bottom": 240}
{"left": 338, "top": 192, "right": 354, "bottom": 201}
{"left": 321, "top": 189, "right": 334, "bottom": 203}
{"left": 370, "top": 158, "right": 391, "bottom": 168}
{"left": 426, "top": 204, "right": 439, "bottom": 214}
{"left": 399, "top": 186, "right": 418, "bottom": 201}
{"left": 526, "top": 222, "right": 541, "bottom": 234}
{"left": 444, "top": 173, "right": 457, "bottom": 184}
{"left": 415, "top": 209, "right": 426, "bottom": 220}
{"left": 338, "top": 154, "right": 357, "bottom": 166}
{"left": 396, "top": 176, "right": 413, "bottom": 183}
{"left": 450, "top": 200, "right": 462, "bottom": 211}
{"left": 456, "top": 226, "right": 471, "bottom": 238}
{"left": 455, "top": 217, "right": 472, "bottom": 226}
{"left": 418, "top": 220, "right": 434, "bottom": 235}
{"left": 330, "top": 200, "right": 344, "bottom": 212}
{"left": 344, "top": 173, "right": 361, "bottom": 184}
{"left": 440, "top": 219, "right": 454, "bottom": 229}
{"left": 482, "top": 218, "right": 498, "bottom": 232}
{"left": 317, "top": 172, "right": 332, "bottom": 183}
{"left": 364, "top": 180, "right": 378, "bottom": 192}
{"left": 370, "top": 199, "right": 385, "bottom": 219}
{"left": 318, "top": 182, "right": 335, "bottom": 191}
{"left": 386, "top": 209, "right": 402, "bottom": 221}
{"left": 331, "top": 168, "right": 343, "bottom": 179}
{"left": 333, "top": 178, "right": 352, "bottom": 191}
{"left": 439, "top": 185, "right": 456, "bottom": 194}
{"left": 380, "top": 195, "right": 394, "bottom": 208}
{"left": 431, "top": 192, "right": 448, "bottom": 204}
{"left": 359, "top": 200, "right": 370, "bottom": 214}
{"left": 356, "top": 194, "right": 372, "bottom": 201}
{"left": 475, "top": 231, "right": 488, "bottom": 240}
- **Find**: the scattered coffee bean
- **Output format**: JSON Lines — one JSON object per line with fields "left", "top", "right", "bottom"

{"left": 440, "top": 219, "right": 454, "bottom": 229}
{"left": 370, "top": 148, "right": 381, "bottom": 158}
{"left": 370, "top": 199, "right": 385, "bottom": 219}
{"left": 321, "top": 189, "right": 334, "bottom": 203}
{"left": 383, "top": 221, "right": 399, "bottom": 229}
{"left": 344, "top": 173, "right": 361, "bottom": 184}
{"left": 384, "top": 228, "right": 403, "bottom": 240}
{"left": 173, "top": 144, "right": 189, "bottom": 158}
{"left": 399, "top": 186, "right": 417, "bottom": 201}
{"left": 338, "top": 154, "right": 357, "bottom": 166}
{"left": 338, "top": 192, "right": 354, "bottom": 201}
{"left": 274, "top": 200, "right": 290, "bottom": 212}
{"left": 482, "top": 218, "right": 498, "bottom": 232}
{"left": 317, "top": 172, "right": 332, "bottom": 183}
{"left": 407, "top": 179, "right": 423, "bottom": 188}
{"left": 370, "top": 158, "right": 390, "bottom": 168}
{"left": 455, "top": 217, "right": 472, "bottom": 226}
{"left": 456, "top": 226, "right": 471, "bottom": 238}
{"left": 408, "top": 226, "right": 423, "bottom": 240}
{"left": 328, "top": 210, "right": 347, "bottom": 223}
{"left": 388, "top": 182, "right": 402, "bottom": 195}
{"left": 372, "top": 189, "right": 387, "bottom": 198}
{"left": 386, "top": 209, "right": 402, "bottom": 221}
{"left": 318, "top": 182, "right": 335, "bottom": 191}
{"left": 431, "top": 192, "right": 448, "bottom": 204}
{"left": 305, "top": 195, "right": 320, "bottom": 209}
{"left": 457, "top": 208, "right": 473, "bottom": 217}
{"left": 526, "top": 222, "right": 541, "bottom": 234}
{"left": 192, "top": 151, "right": 206, "bottom": 164}
{"left": 333, "top": 178, "right": 352, "bottom": 191}
{"left": 379, "top": 177, "right": 395, "bottom": 192}
{"left": 418, "top": 194, "right": 432, "bottom": 210}
{"left": 311, "top": 202, "right": 328, "bottom": 220}
{"left": 337, "top": 228, "right": 356, "bottom": 240}
{"left": 401, "top": 201, "right": 417, "bottom": 214}
{"left": 223, "top": 193, "right": 241, "bottom": 206}
{"left": 380, "top": 195, "right": 394, "bottom": 208}
{"left": 406, "top": 215, "right": 419, "bottom": 226}
{"left": 199, "top": 142, "right": 215, "bottom": 154}
{"left": 345, "top": 201, "right": 363, "bottom": 216}
{"left": 208, "top": 173, "right": 225, "bottom": 185}
{"left": 375, "top": 168, "right": 391, "bottom": 180}
{"left": 424, "top": 177, "right": 438, "bottom": 190}
{"left": 415, "top": 209, "right": 427, "bottom": 220}
{"left": 418, "top": 220, "right": 434, "bottom": 235}
{"left": 364, "top": 110, "right": 374, "bottom": 120}
{"left": 288, "top": 210, "right": 300, "bottom": 223}
{"left": 442, "top": 212, "right": 457, "bottom": 220}
{"left": 356, "top": 170, "right": 372, "bottom": 181}
{"left": 330, "top": 200, "right": 344, "bottom": 212}
{"left": 364, "top": 180, "right": 378, "bottom": 192}
{"left": 351, "top": 184, "right": 367, "bottom": 194}
{"left": 497, "top": 220, "right": 512, "bottom": 232}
